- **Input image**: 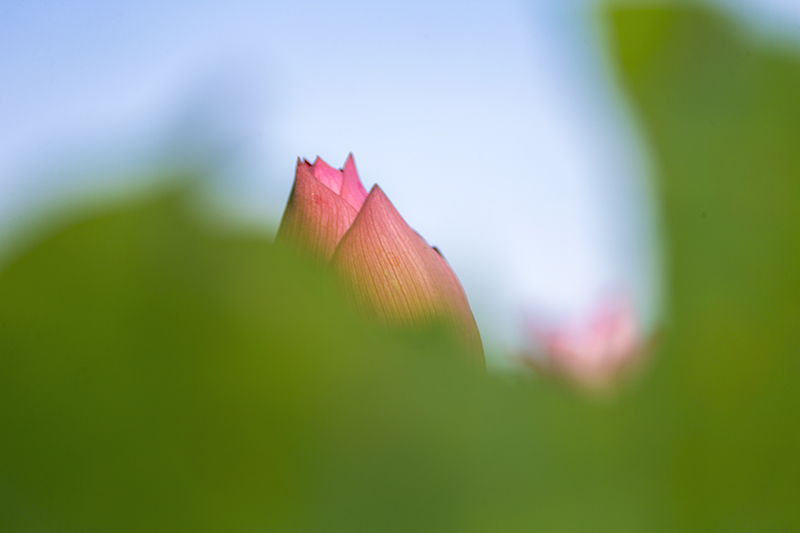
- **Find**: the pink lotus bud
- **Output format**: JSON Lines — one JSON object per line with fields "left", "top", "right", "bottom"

{"left": 276, "top": 154, "right": 484, "bottom": 366}
{"left": 525, "top": 295, "right": 647, "bottom": 387}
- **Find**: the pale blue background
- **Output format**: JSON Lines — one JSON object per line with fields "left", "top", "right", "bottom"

{"left": 1, "top": 0, "right": 798, "bottom": 358}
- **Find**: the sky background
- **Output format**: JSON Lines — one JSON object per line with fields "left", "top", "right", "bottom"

{"left": 1, "top": 0, "right": 799, "bottom": 358}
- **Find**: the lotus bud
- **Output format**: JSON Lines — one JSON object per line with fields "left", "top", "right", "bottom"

{"left": 276, "top": 154, "right": 484, "bottom": 366}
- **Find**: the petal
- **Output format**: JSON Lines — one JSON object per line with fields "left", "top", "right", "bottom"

{"left": 330, "top": 186, "right": 484, "bottom": 365}
{"left": 311, "top": 156, "right": 343, "bottom": 194}
{"left": 275, "top": 159, "right": 359, "bottom": 263}
{"left": 339, "top": 153, "right": 369, "bottom": 211}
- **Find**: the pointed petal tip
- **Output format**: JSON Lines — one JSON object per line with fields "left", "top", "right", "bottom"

{"left": 340, "top": 153, "right": 369, "bottom": 211}
{"left": 366, "top": 183, "right": 387, "bottom": 200}
{"left": 342, "top": 153, "right": 360, "bottom": 182}
{"left": 277, "top": 163, "right": 359, "bottom": 264}
{"left": 295, "top": 159, "right": 316, "bottom": 181}
{"left": 358, "top": 184, "right": 396, "bottom": 217}
{"left": 310, "top": 156, "right": 343, "bottom": 194}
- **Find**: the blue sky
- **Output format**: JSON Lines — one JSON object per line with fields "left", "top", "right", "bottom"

{"left": 1, "top": 0, "right": 798, "bottom": 358}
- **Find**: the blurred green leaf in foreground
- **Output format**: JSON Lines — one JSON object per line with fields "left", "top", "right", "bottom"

{"left": 1, "top": 3, "right": 800, "bottom": 531}
{"left": 608, "top": 2, "right": 800, "bottom": 530}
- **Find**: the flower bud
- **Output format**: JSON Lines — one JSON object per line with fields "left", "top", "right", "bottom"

{"left": 276, "top": 154, "right": 484, "bottom": 366}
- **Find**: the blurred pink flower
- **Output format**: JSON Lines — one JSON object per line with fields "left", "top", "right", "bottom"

{"left": 526, "top": 295, "right": 647, "bottom": 386}
{"left": 277, "top": 155, "right": 484, "bottom": 366}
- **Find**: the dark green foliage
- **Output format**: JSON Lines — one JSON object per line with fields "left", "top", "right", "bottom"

{"left": 1, "top": 4, "right": 799, "bottom": 531}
